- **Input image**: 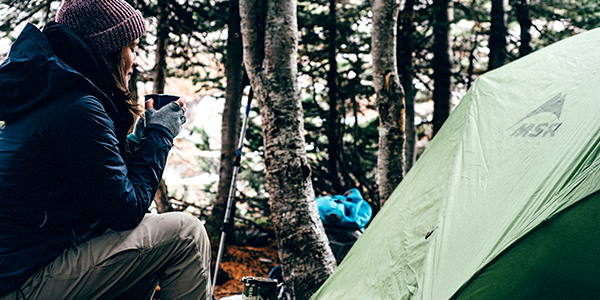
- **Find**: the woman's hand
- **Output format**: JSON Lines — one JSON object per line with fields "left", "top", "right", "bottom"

{"left": 144, "top": 97, "right": 187, "bottom": 137}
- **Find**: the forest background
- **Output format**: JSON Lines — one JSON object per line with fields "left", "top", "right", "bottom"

{"left": 1, "top": 0, "right": 600, "bottom": 299}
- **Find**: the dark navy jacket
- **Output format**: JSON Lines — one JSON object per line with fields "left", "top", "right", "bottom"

{"left": 0, "top": 23, "right": 173, "bottom": 295}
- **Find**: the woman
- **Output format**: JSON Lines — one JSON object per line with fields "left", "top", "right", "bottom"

{"left": 0, "top": 0, "right": 211, "bottom": 299}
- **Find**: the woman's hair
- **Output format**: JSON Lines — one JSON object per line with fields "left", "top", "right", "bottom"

{"left": 104, "top": 50, "right": 142, "bottom": 116}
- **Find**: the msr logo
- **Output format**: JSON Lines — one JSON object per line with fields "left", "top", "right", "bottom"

{"left": 509, "top": 93, "right": 565, "bottom": 138}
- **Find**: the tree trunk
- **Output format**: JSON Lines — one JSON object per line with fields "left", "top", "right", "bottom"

{"left": 44, "top": 0, "right": 52, "bottom": 25}
{"left": 515, "top": 0, "right": 533, "bottom": 57}
{"left": 327, "top": 0, "right": 342, "bottom": 193}
{"left": 152, "top": 0, "right": 171, "bottom": 213}
{"left": 240, "top": 0, "right": 337, "bottom": 299}
{"left": 155, "top": 179, "right": 173, "bottom": 213}
{"left": 153, "top": 0, "right": 169, "bottom": 94}
{"left": 207, "top": 0, "right": 245, "bottom": 239}
{"left": 431, "top": 0, "right": 453, "bottom": 137}
{"left": 489, "top": 0, "right": 507, "bottom": 70}
{"left": 371, "top": 0, "right": 405, "bottom": 206}
{"left": 397, "top": 0, "right": 416, "bottom": 173}
{"left": 466, "top": 37, "right": 478, "bottom": 90}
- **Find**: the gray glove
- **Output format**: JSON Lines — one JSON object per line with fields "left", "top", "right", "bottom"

{"left": 146, "top": 101, "right": 186, "bottom": 137}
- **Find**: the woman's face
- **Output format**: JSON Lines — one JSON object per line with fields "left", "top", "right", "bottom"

{"left": 121, "top": 39, "right": 139, "bottom": 88}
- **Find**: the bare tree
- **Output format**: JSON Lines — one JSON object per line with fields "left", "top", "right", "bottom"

{"left": 398, "top": 0, "right": 416, "bottom": 173}
{"left": 371, "top": 0, "right": 405, "bottom": 206}
{"left": 240, "top": 0, "right": 337, "bottom": 299}
{"left": 152, "top": 0, "right": 169, "bottom": 94}
{"left": 431, "top": 0, "right": 453, "bottom": 137}
{"left": 150, "top": 0, "right": 173, "bottom": 213}
{"left": 327, "top": 0, "right": 343, "bottom": 193}
{"left": 489, "top": 0, "right": 508, "bottom": 70}
{"left": 207, "top": 0, "right": 246, "bottom": 238}
{"left": 515, "top": 0, "right": 533, "bottom": 57}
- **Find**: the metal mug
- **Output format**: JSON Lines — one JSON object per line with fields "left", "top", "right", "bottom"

{"left": 144, "top": 94, "right": 180, "bottom": 110}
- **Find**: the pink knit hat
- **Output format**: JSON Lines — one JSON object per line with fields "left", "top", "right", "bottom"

{"left": 55, "top": 0, "right": 146, "bottom": 55}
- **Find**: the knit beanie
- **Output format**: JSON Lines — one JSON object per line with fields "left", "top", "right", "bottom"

{"left": 55, "top": 0, "right": 146, "bottom": 55}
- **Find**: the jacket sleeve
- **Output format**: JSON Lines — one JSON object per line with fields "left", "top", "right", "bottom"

{"left": 49, "top": 95, "right": 172, "bottom": 231}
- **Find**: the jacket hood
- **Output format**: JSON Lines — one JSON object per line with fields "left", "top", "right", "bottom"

{"left": 0, "top": 22, "right": 132, "bottom": 128}
{"left": 0, "top": 23, "right": 63, "bottom": 121}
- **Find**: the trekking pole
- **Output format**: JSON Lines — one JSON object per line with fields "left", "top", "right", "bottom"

{"left": 212, "top": 85, "right": 253, "bottom": 296}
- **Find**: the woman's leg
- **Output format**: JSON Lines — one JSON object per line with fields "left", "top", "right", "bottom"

{"left": 1, "top": 212, "right": 211, "bottom": 300}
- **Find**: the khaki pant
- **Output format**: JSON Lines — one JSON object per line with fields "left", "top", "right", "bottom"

{"left": 1, "top": 212, "right": 212, "bottom": 300}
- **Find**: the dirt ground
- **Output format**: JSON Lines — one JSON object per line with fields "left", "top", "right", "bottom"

{"left": 153, "top": 243, "right": 280, "bottom": 300}
{"left": 213, "top": 243, "right": 281, "bottom": 299}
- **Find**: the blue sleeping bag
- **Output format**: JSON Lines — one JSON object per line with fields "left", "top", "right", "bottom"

{"left": 316, "top": 188, "right": 372, "bottom": 230}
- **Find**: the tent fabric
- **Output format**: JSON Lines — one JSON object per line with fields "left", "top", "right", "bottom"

{"left": 453, "top": 190, "right": 600, "bottom": 300}
{"left": 311, "top": 26, "right": 600, "bottom": 300}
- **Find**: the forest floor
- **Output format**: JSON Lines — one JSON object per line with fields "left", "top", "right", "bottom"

{"left": 153, "top": 242, "right": 281, "bottom": 300}
{"left": 212, "top": 243, "right": 281, "bottom": 299}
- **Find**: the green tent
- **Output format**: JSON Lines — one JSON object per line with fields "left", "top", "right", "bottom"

{"left": 311, "top": 27, "right": 600, "bottom": 300}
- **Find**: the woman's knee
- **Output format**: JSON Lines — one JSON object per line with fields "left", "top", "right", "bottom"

{"left": 140, "top": 212, "right": 209, "bottom": 251}
{"left": 164, "top": 212, "right": 210, "bottom": 251}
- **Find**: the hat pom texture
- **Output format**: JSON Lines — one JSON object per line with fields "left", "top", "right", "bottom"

{"left": 56, "top": 0, "right": 146, "bottom": 55}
